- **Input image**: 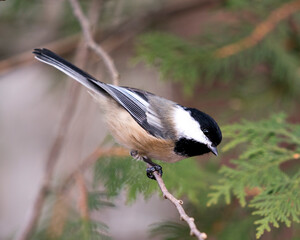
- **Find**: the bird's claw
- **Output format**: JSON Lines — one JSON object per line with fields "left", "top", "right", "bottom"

{"left": 130, "top": 150, "right": 163, "bottom": 180}
{"left": 146, "top": 165, "right": 163, "bottom": 180}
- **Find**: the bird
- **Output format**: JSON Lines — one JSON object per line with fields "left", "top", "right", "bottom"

{"left": 33, "top": 48, "right": 222, "bottom": 180}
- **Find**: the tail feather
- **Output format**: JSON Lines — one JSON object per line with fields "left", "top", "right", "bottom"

{"left": 33, "top": 48, "right": 105, "bottom": 94}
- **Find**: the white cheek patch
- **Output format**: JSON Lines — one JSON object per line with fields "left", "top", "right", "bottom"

{"left": 173, "top": 106, "right": 211, "bottom": 145}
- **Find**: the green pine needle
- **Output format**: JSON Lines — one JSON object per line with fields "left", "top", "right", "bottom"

{"left": 207, "top": 113, "right": 300, "bottom": 238}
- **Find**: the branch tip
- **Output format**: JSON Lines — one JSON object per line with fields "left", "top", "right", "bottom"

{"left": 68, "top": 0, "right": 120, "bottom": 86}
{"left": 152, "top": 170, "right": 206, "bottom": 240}
{"left": 201, "top": 233, "right": 208, "bottom": 239}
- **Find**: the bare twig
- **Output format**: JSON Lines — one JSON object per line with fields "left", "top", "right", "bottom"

{"left": 75, "top": 172, "right": 89, "bottom": 220}
{"left": 69, "top": 0, "right": 119, "bottom": 85}
{"left": 87, "top": 0, "right": 103, "bottom": 34}
{"left": 60, "top": 146, "right": 128, "bottom": 194}
{"left": 16, "top": 73, "right": 82, "bottom": 240}
{"left": 16, "top": 3, "right": 102, "bottom": 239}
{"left": 1, "top": 0, "right": 218, "bottom": 76}
{"left": 47, "top": 194, "right": 68, "bottom": 238}
{"left": 149, "top": 165, "right": 207, "bottom": 240}
{"left": 0, "top": 33, "right": 81, "bottom": 76}
{"left": 18, "top": 43, "right": 88, "bottom": 240}
{"left": 214, "top": 0, "right": 300, "bottom": 58}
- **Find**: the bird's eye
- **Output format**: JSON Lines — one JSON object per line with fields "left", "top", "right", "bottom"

{"left": 203, "top": 129, "right": 209, "bottom": 133}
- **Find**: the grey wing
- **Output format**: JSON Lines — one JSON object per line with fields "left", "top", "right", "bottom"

{"left": 90, "top": 81, "right": 167, "bottom": 138}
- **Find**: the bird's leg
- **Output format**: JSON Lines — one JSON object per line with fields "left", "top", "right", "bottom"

{"left": 130, "top": 150, "right": 163, "bottom": 180}
{"left": 130, "top": 150, "right": 144, "bottom": 161}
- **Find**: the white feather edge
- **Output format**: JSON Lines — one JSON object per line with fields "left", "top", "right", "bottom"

{"left": 107, "top": 84, "right": 149, "bottom": 107}
{"left": 35, "top": 56, "right": 99, "bottom": 93}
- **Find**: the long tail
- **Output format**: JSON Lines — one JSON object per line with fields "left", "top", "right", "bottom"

{"left": 33, "top": 48, "right": 105, "bottom": 94}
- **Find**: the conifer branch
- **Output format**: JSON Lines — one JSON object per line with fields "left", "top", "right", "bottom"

{"left": 214, "top": 0, "right": 300, "bottom": 58}
{"left": 208, "top": 114, "right": 300, "bottom": 238}
{"left": 150, "top": 165, "right": 207, "bottom": 240}
{"left": 69, "top": 0, "right": 120, "bottom": 86}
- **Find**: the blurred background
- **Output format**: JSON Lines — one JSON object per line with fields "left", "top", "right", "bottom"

{"left": 0, "top": 0, "right": 300, "bottom": 239}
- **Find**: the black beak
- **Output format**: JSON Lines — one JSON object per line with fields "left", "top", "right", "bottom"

{"left": 209, "top": 145, "right": 218, "bottom": 156}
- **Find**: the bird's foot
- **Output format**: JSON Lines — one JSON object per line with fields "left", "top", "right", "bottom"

{"left": 130, "top": 150, "right": 163, "bottom": 180}
{"left": 146, "top": 164, "right": 163, "bottom": 180}
{"left": 142, "top": 156, "right": 163, "bottom": 180}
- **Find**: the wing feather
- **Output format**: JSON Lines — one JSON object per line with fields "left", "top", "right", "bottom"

{"left": 89, "top": 81, "right": 165, "bottom": 138}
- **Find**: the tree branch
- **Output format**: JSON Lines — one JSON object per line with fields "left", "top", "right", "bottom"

{"left": 75, "top": 172, "right": 89, "bottom": 220}
{"left": 60, "top": 147, "right": 128, "bottom": 194}
{"left": 149, "top": 165, "right": 207, "bottom": 240}
{"left": 16, "top": 68, "right": 82, "bottom": 240}
{"left": 68, "top": 0, "right": 119, "bottom": 86}
{"left": 1, "top": 0, "right": 218, "bottom": 76}
{"left": 214, "top": 0, "right": 300, "bottom": 58}
{"left": 58, "top": 147, "right": 207, "bottom": 240}
{"left": 16, "top": 2, "right": 101, "bottom": 239}
{"left": 47, "top": 193, "right": 68, "bottom": 238}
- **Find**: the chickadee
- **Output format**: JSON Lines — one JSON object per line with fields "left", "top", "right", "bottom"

{"left": 33, "top": 48, "right": 222, "bottom": 179}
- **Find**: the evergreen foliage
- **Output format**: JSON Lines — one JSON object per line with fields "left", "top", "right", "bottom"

{"left": 88, "top": 191, "right": 115, "bottom": 211}
{"left": 54, "top": 219, "right": 111, "bottom": 240}
{"left": 93, "top": 156, "right": 218, "bottom": 205}
{"left": 32, "top": 218, "right": 111, "bottom": 240}
{"left": 224, "top": 0, "right": 291, "bottom": 12}
{"left": 207, "top": 113, "right": 300, "bottom": 238}
{"left": 136, "top": 32, "right": 300, "bottom": 98}
{"left": 29, "top": 191, "right": 113, "bottom": 240}
{"left": 150, "top": 221, "right": 192, "bottom": 240}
